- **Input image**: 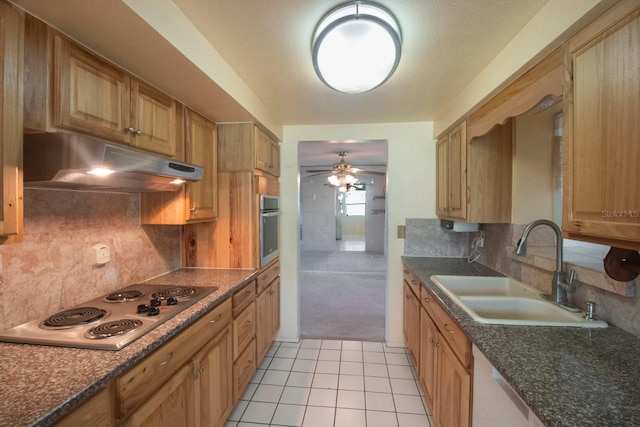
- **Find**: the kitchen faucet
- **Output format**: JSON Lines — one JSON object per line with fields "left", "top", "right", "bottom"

{"left": 514, "top": 219, "right": 575, "bottom": 305}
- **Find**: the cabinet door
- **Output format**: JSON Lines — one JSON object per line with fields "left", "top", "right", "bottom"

{"left": 269, "top": 278, "right": 280, "bottom": 340}
{"left": 254, "top": 127, "right": 271, "bottom": 173}
{"left": 436, "top": 137, "right": 450, "bottom": 218}
{"left": 54, "top": 35, "right": 130, "bottom": 143}
{"left": 196, "top": 326, "right": 233, "bottom": 427}
{"left": 130, "top": 80, "right": 177, "bottom": 157}
{"left": 255, "top": 127, "right": 280, "bottom": 176}
{"left": 419, "top": 309, "right": 438, "bottom": 410}
{"left": 435, "top": 339, "right": 471, "bottom": 427}
{"left": 185, "top": 109, "right": 217, "bottom": 222}
{"left": 446, "top": 123, "right": 467, "bottom": 220}
{"left": 122, "top": 362, "right": 195, "bottom": 427}
{"left": 436, "top": 123, "right": 467, "bottom": 220}
{"left": 564, "top": 8, "right": 640, "bottom": 248}
{"left": 55, "top": 386, "right": 114, "bottom": 427}
{"left": 0, "top": 0, "right": 23, "bottom": 242}
{"left": 255, "top": 277, "right": 281, "bottom": 362}
{"left": 403, "top": 284, "right": 420, "bottom": 369}
{"left": 255, "top": 284, "right": 271, "bottom": 361}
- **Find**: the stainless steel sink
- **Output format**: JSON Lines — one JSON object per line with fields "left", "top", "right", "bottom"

{"left": 430, "top": 275, "right": 607, "bottom": 328}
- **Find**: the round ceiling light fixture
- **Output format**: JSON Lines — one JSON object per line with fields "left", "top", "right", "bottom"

{"left": 312, "top": 1, "right": 402, "bottom": 94}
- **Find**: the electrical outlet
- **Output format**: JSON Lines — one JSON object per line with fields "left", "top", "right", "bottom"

{"left": 397, "top": 225, "right": 406, "bottom": 239}
{"left": 92, "top": 244, "right": 110, "bottom": 265}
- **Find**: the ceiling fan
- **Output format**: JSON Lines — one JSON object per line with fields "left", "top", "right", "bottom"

{"left": 306, "top": 151, "right": 385, "bottom": 177}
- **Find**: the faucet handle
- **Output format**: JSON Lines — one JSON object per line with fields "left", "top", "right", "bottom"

{"left": 568, "top": 269, "right": 576, "bottom": 286}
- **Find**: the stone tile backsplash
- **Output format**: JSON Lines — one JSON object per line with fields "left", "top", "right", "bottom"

{"left": 404, "top": 218, "right": 469, "bottom": 258}
{"left": 0, "top": 190, "right": 181, "bottom": 330}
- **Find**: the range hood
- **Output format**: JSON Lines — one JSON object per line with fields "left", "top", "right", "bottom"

{"left": 23, "top": 133, "right": 204, "bottom": 192}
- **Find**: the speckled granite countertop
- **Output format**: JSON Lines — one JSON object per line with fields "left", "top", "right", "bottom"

{"left": 0, "top": 267, "right": 257, "bottom": 427}
{"left": 402, "top": 256, "right": 640, "bottom": 427}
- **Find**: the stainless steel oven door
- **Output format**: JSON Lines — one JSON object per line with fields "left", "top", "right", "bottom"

{"left": 260, "top": 210, "right": 279, "bottom": 267}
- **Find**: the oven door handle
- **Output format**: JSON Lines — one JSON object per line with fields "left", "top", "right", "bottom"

{"left": 261, "top": 212, "right": 279, "bottom": 218}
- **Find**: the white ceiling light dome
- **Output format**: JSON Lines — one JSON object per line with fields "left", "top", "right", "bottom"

{"left": 312, "top": 1, "right": 402, "bottom": 94}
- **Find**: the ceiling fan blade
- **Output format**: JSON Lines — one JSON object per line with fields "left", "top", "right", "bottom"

{"left": 305, "top": 169, "right": 333, "bottom": 173}
{"left": 350, "top": 169, "right": 386, "bottom": 176}
{"left": 307, "top": 171, "right": 332, "bottom": 177}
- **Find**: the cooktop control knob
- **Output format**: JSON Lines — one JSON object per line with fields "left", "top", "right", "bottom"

{"left": 137, "top": 304, "right": 149, "bottom": 314}
{"left": 167, "top": 297, "right": 178, "bottom": 306}
{"left": 147, "top": 307, "right": 161, "bottom": 316}
{"left": 150, "top": 298, "right": 161, "bottom": 307}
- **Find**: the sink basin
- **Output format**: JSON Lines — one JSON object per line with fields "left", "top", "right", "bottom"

{"left": 429, "top": 275, "right": 607, "bottom": 328}
{"left": 458, "top": 296, "right": 607, "bottom": 327}
{"left": 430, "top": 275, "right": 538, "bottom": 297}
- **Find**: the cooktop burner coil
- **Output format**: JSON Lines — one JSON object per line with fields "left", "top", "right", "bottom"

{"left": 84, "top": 319, "right": 143, "bottom": 339}
{"left": 40, "top": 307, "right": 108, "bottom": 329}
{"left": 151, "top": 286, "right": 198, "bottom": 300}
{"left": 103, "top": 290, "right": 144, "bottom": 303}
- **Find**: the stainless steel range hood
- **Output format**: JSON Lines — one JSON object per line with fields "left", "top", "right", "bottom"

{"left": 23, "top": 133, "right": 203, "bottom": 192}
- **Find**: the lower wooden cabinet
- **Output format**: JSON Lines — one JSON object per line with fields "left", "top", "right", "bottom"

{"left": 116, "top": 300, "right": 232, "bottom": 426}
{"left": 122, "top": 362, "right": 195, "bottom": 427}
{"left": 403, "top": 283, "right": 420, "bottom": 370}
{"left": 54, "top": 385, "right": 115, "bottom": 427}
{"left": 419, "top": 308, "right": 438, "bottom": 410}
{"left": 195, "top": 326, "right": 233, "bottom": 427}
{"left": 418, "top": 300, "right": 472, "bottom": 427}
{"left": 435, "top": 335, "right": 471, "bottom": 427}
{"left": 231, "top": 282, "right": 257, "bottom": 401}
{"left": 256, "top": 275, "right": 280, "bottom": 361}
{"left": 404, "top": 263, "right": 472, "bottom": 427}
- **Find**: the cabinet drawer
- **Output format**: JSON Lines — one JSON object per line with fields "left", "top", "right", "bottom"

{"left": 116, "top": 299, "right": 232, "bottom": 419}
{"left": 403, "top": 266, "right": 421, "bottom": 297}
{"left": 257, "top": 260, "right": 280, "bottom": 294}
{"left": 233, "top": 339, "right": 256, "bottom": 400}
{"left": 233, "top": 301, "right": 256, "bottom": 359}
{"left": 424, "top": 291, "right": 471, "bottom": 369}
{"left": 232, "top": 280, "right": 256, "bottom": 317}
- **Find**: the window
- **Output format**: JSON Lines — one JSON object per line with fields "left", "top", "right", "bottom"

{"left": 345, "top": 187, "right": 366, "bottom": 216}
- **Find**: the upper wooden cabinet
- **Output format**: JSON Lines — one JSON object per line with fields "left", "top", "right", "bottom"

{"left": 563, "top": 2, "right": 640, "bottom": 250}
{"left": 436, "top": 123, "right": 467, "bottom": 220}
{"left": 24, "top": 16, "right": 180, "bottom": 159}
{"left": 0, "top": 1, "right": 23, "bottom": 245}
{"left": 436, "top": 120, "right": 512, "bottom": 223}
{"left": 141, "top": 108, "right": 217, "bottom": 224}
{"left": 218, "top": 123, "right": 280, "bottom": 177}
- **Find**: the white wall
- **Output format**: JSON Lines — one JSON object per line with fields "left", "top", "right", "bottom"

{"left": 512, "top": 112, "right": 557, "bottom": 224}
{"left": 278, "top": 122, "right": 434, "bottom": 346}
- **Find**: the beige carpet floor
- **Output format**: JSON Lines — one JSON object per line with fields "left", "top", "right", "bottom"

{"left": 299, "top": 271, "right": 386, "bottom": 342}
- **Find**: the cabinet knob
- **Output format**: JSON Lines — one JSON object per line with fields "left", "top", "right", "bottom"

{"left": 190, "top": 207, "right": 197, "bottom": 212}
{"left": 443, "top": 323, "right": 455, "bottom": 334}
{"left": 126, "top": 126, "right": 135, "bottom": 134}
{"left": 135, "top": 129, "right": 143, "bottom": 136}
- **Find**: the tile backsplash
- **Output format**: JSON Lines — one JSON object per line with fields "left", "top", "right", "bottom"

{"left": 404, "top": 218, "right": 469, "bottom": 258}
{"left": 0, "top": 189, "right": 181, "bottom": 330}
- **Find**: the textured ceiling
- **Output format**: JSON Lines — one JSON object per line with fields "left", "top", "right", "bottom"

{"left": 172, "top": 0, "right": 549, "bottom": 126}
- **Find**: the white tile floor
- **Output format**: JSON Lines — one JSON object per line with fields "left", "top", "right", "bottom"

{"left": 225, "top": 339, "right": 433, "bottom": 427}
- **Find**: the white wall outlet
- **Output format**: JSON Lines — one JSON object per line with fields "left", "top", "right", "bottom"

{"left": 92, "top": 244, "right": 110, "bottom": 265}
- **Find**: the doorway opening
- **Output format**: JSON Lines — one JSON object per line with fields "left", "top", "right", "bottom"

{"left": 298, "top": 140, "right": 388, "bottom": 341}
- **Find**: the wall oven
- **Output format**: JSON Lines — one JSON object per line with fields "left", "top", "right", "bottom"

{"left": 260, "top": 195, "right": 279, "bottom": 267}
